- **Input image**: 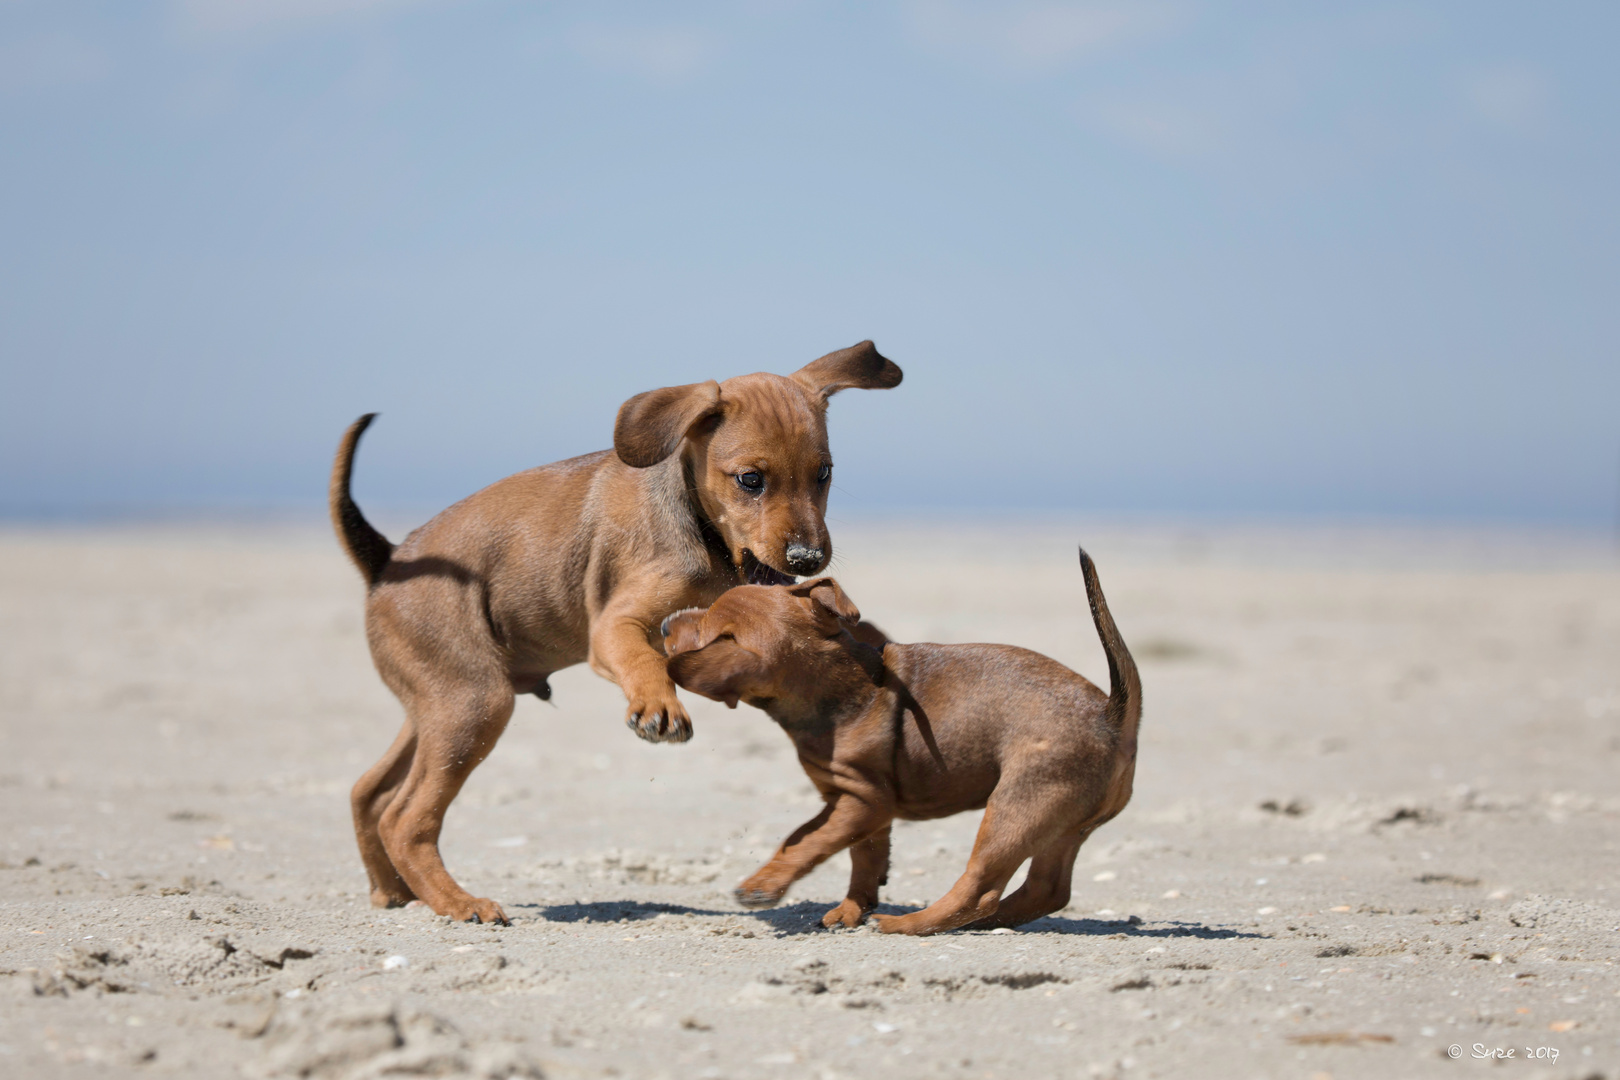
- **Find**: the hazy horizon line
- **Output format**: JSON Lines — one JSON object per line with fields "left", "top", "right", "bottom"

{"left": 2, "top": 497, "right": 1615, "bottom": 536}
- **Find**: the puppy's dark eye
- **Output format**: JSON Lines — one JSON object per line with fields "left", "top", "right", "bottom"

{"left": 816, "top": 464, "right": 831, "bottom": 484}
{"left": 736, "top": 471, "right": 764, "bottom": 492}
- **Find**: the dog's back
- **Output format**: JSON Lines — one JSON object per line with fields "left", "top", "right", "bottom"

{"left": 881, "top": 548, "right": 1139, "bottom": 802}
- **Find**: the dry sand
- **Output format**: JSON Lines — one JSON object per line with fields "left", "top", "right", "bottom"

{"left": 1, "top": 518, "right": 1617, "bottom": 1080}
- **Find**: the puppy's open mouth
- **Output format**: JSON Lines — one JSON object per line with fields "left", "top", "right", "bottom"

{"left": 740, "top": 549, "right": 796, "bottom": 587}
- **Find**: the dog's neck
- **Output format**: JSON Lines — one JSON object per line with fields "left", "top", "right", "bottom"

{"left": 747, "top": 637, "right": 887, "bottom": 734}
{"left": 643, "top": 449, "right": 738, "bottom": 581}
{"left": 672, "top": 445, "right": 748, "bottom": 581}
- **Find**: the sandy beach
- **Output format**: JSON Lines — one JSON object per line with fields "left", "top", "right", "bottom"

{"left": 1, "top": 518, "right": 1616, "bottom": 1080}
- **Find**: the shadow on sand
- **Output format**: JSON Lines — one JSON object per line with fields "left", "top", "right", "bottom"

{"left": 520, "top": 898, "right": 1264, "bottom": 940}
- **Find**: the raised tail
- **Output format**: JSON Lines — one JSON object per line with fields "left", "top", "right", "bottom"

{"left": 330, "top": 414, "right": 394, "bottom": 586}
{"left": 1079, "top": 546, "right": 1141, "bottom": 741}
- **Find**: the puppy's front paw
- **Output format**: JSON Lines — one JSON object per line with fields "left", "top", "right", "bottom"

{"left": 369, "top": 886, "right": 417, "bottom": 909}
{"left": 437, "top": 896, "right": 509, "bottom": 926}
{"left": 734, "top": 876, "right": 787, "bottom": 910}
{"left": 869, "top": 912, "right": 931, "bottom": 936}
{"left": 624, "top": 692, "right": 693, "bottom": 744}
{"left": 821, "top": 899, "right": 870, "bottom": 929}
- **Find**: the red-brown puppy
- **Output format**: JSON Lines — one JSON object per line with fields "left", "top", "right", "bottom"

{"left": 330, "top": 343, "right": 902, "bottom": 924}
{"left": 661, "top": 549, "right": 1141, "bottom": 935}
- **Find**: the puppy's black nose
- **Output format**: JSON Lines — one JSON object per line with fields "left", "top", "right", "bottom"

{"left": 783, "top": 544, "right": 825, "bottom": 576}
{"left": 659, "top": 614, "right": 675, "bottom": 638}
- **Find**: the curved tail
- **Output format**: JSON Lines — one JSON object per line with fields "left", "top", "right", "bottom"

{"left": 330, "top": 414, "right": 394, "bottom": 586}
{"left": 1079, "top": 546, "right": 1141, "bottom": 742}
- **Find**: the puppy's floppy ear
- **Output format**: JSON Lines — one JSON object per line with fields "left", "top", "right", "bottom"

{"left": 659, "top": 608, "right": 710, "bottom": 657}
{"left": 788, "top": 577, "right": 861, "bottom": 627}
{"left": 666, "top": 637, "right": 759, "bottom": 709}
{"left": 790, "top": 341, "right": 903, "bottom": 401}
{"left": 614, "top": 380, "right": 723, "bottom": 468}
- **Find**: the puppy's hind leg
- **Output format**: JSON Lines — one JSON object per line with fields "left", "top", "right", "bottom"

{"left": 966, "top": 829, "right": 1089, "bottom": 930}
{"left": 351, "top": 722, "right": 418, "bottom": 908}
{"left": 870, "top": 802, "right": 1049, "bottom": 936}
{"left": 378, "top": 683, "right": 516, "bottom": 924}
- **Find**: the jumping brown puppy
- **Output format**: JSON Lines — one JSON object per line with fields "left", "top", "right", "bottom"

{"left": 329, "top": 342, "right": 902, "bottom": 924}
{"left": 660, "top": 549, "right": 1141, "bottom": 935}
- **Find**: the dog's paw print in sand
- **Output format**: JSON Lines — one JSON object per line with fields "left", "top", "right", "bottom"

{"left": 920, "top": 971, "right": 1077, "bottom": 1001}
{"left": 245, "top": 1001, "right": 544, "bottom": 1080}
{"left": 1507, "top": 894, "right": 1620, "bottom": 935}
{"left": 733, "top": 958, "right": 1080, "bottom": 1010}
{"left": 35, "top": 934, "right": 317, "bottom": 997}
{"left": 410, "top": 952, "right": 552, "bottom": 995}
{"left": 732, "top": 957, "right": 908, "bottom": 1009}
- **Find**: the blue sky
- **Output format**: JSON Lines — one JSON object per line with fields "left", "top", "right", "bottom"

{"left": 2, "top": 1, "right": 1616, "bottom": 523}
